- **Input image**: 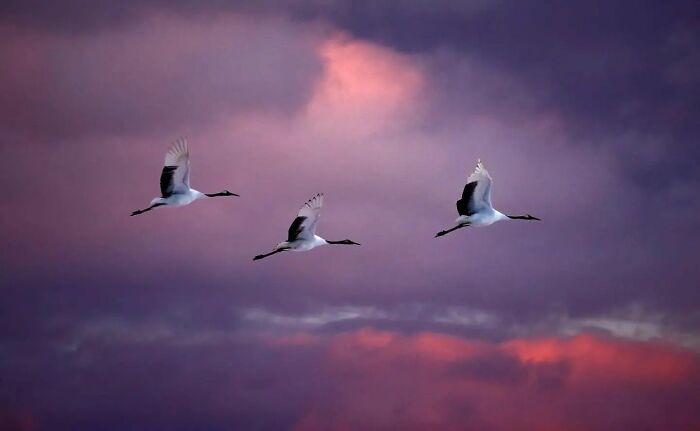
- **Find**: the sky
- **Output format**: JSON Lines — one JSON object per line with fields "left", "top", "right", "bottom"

{"left": 1, "top": 1, "right": 699, "bottom": 430}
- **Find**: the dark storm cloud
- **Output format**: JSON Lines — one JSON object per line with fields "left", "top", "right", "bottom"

{"left": 0, "top": 0, "right": 335, "bottom": 34}
{"left": 314, "top": 1, "right": 700, "bottom": 130}
{"left": 3, "top": 0, "right": 699, "bottom": 194}
{"left": 0, "top": 13, "right": 322, "bottom": 139}
{"left": 5, "top": 0, "right": 697, "bottom": 209}
{"left": 0, "top": 331, "right": 324, "bottom": 431}
{"left": 321, "top": 0, "right": 700, "bottom": 198}
{"left": 0, "top": 0, "right": 698, "bottom": 334}
{"left": 1, "top": 2, "right": 700, "bottom": 429}
{"left": 4, "top": 0, "right": 697, "bottom": 137}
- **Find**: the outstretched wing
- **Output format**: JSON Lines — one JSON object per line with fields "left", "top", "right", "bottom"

{"left": 160, "top": 138, "right": 191, "bottom": 198}
{"left": 456, "top": 159, "right": 493, "bottom": 215}
{"left": 287, "top": 193, "right": 323, "bottom": 241}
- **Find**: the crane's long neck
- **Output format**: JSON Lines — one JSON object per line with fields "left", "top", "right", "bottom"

{"left": 506, "top": 214, "right": 540, "bottom": 220}
{"left": 325, "top": 239, "right": 360, "bottom": 245}
{"left": 205, "top": 190, "right": 239, "bottom": 198}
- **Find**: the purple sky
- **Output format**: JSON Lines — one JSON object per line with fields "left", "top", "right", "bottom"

{"left": 1, "top": 1, "right": 699, "bottom": 430}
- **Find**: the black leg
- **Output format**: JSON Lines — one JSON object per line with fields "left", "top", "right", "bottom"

{"left": 253, "top": 248, "right": 286, "bottom": 261}
{"left": 131, "top": 207, "right": 152, "bottom": 216}
{"left": 434, "top": 224, "right": 468, "bottom": 238}
{"left": 130, "top": 203, "right": 164, "bottom": 216}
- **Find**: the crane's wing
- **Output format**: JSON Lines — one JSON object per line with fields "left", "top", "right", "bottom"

{"left": 456, "top": 159, "right": 493, "bottom": 216}
{"left": 287, "top": 193, "right": 324, "bottom": 242}
{"left": 160, "top": 138, "right": 191, "bottom": 198}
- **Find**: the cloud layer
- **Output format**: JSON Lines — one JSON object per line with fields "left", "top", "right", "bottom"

{"left": 1, "top": 1, "right": 699, "bottom": 430}
{"left": 3, "top": 328, "right": 700, "bottom": 430}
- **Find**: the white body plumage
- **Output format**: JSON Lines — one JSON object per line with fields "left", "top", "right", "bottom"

{"left": 455, "top": 209, "right": 507, "bottom": 227}
{"left": 131, "top": 138, "right": 237, "bottom": 216}
{"left": 435, "top": 159, "right": 539, "bottom": 237}
{"left": 277, "top": 235, "right": 328, "bottom": 252}
{"left": 149, "top": 189, "right": 206, "bottom": 207}
{"left": 254, "top": 194, "right": 360, "bottom": 260}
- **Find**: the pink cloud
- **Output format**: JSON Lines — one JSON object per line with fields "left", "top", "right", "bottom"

{"left": 292, "top": 329, "right": 700, "bottom": 431}
{"left": 506, "top": 334, "right": 696, "bottom": 384}
{"left": 305, "top": 35, "right": 425, "bottom": 135}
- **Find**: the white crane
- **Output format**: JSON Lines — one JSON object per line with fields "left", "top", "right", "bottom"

{"left": 253, "top": 193, "right": 360, "bottom": 260}
{"left": 435, "top": 159, "right": 540, "bottom": 237}
{"left": 131, "top": 138, "right": 238, "bottom": 216}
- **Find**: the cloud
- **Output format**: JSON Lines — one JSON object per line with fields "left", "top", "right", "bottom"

{"left": 1, "top": 15, "right": 698, "bottom": 348}
{"left": 1, "top": 5, "right": 699, "bottom": 430}
{"left": 305, "top": 35, "right": 425, "bottom": 135}
{"left": 294, "top": 330, "right": 700, "bottom": 431}
{"left": 4, "top": 326, "right": 700, "bottom": 430}
{"left": 0, "top": 12, "right": 323, "bottom": 139}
